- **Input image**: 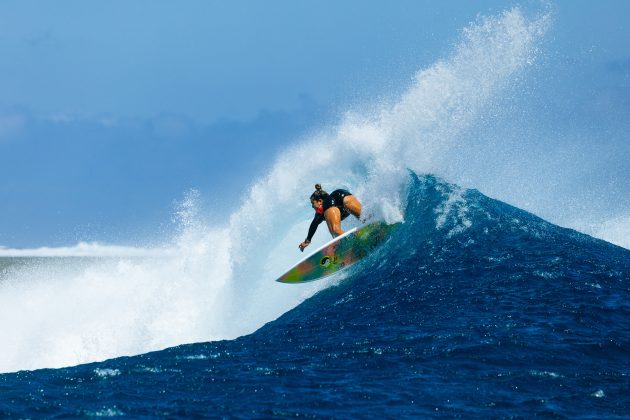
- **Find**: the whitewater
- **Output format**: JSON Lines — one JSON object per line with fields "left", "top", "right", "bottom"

{"left": 0, "top": 4, "right": 628, "bottom": 405}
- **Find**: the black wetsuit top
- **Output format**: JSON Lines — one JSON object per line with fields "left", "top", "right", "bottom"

{"left": 305, "top": 189, "right": 352, "bottom": 242}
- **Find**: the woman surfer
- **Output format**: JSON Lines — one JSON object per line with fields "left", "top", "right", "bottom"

{"left": 298, "top": 184, "right": 363, "bottom": 252}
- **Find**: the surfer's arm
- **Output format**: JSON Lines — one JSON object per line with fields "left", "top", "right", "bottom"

{"left": 306, "top": 213, "right": 325, "bottom": 241}
{"left": 299, "top": 213, "right": 325, "bottom": 251}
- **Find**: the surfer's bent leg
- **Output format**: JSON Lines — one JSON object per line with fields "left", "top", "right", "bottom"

{"left": 324, "top": 207, "right": 344, "bottom": 237}
{"left": 342, "top": 195, "right": 362, "bottom": 219}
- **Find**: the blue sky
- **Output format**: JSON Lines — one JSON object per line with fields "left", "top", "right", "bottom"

{"left": 1, "top": 1, "right": 629, "bottom": 247}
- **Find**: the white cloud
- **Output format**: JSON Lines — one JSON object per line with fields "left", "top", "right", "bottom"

{"left": 0, "top": 242, "right": 173, "bottom": 257}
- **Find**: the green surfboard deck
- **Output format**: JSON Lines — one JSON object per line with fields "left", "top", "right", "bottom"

{"left": 276, "top": 221, "right": 398, "bottom": 284}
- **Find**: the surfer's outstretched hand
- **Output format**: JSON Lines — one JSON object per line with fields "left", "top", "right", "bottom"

{"left": 299, "top": 240, "right": 310, "bottom": 252}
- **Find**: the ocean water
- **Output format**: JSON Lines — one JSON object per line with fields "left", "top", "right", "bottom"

{"left": 1, "top": 174, "right": 628, "bottom": 417}
{"left": 1, "top": 6, "right": 629, "bottom": 418}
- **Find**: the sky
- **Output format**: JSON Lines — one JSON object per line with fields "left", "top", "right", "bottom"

{"left": 0, "top": 0, "right": 629, "bottom": 247}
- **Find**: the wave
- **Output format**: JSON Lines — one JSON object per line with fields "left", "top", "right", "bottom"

{"left": 0, "top": 6, "right": 552, "bottom": 373}
{"left": 1, "top": 173, "right": 627, "bottom": 418}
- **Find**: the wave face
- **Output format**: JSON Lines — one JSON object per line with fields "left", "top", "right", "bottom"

{"left": 1, "top": 174, "right": 629, "bottom": 417}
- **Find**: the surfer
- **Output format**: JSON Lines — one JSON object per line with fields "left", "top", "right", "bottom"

{"left": 299, "top": 184, "right": 363, "bottom": 251}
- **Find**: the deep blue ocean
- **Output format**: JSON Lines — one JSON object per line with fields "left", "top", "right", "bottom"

{"left": 1, "top": 174, "right": 628, "bottom": 418}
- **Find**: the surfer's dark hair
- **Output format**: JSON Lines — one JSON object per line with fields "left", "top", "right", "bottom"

{"left": 310, "top": 184, "right": 328, "bottom": 201}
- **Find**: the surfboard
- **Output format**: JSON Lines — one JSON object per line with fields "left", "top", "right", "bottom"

{"left": 276, "top": 221, "right": 398, "bottom": 284}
